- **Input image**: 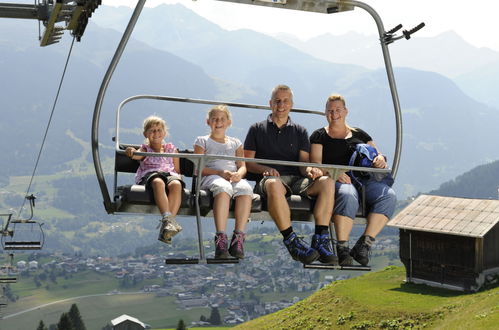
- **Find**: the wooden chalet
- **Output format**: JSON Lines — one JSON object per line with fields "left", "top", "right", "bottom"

{"left": 388, "top": 194, "right": 499, "bottom": 292}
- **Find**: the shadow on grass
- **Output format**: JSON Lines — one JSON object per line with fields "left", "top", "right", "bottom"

{"left": 389, "top": 282, "right": 466, "bottom": 297}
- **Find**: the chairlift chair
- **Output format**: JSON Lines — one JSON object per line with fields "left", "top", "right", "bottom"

{"left": 1, "top": 197, "right": 45, "bottom": 251}
{"left": 0, "top": 277, "right": 17, "bottom": 284}
{"left": 0, "top": 253, "right": 17, "bottom": 283}
{"left": 92, "top": 0, "right": 423, "bottom": 267}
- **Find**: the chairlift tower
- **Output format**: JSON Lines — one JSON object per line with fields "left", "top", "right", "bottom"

{"left": 0, "top": 0, "right": 101, "bottom": 46}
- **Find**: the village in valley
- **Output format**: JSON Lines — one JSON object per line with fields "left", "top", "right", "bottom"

{"left": 1, "top": 234, "right": 399, "bottom": 325}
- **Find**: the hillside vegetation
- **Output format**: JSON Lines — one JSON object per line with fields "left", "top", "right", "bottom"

{"left": 429, "top": 159, "right": 499, "bottom": 199}
{"left": 235, "top": 266, "right": 498, "bottom": 330}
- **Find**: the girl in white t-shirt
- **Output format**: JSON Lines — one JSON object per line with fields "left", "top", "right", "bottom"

{"left": 194, "top": 105, "right": 253, "bottom": 259}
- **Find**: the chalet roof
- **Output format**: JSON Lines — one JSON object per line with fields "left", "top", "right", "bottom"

{"left": 388, "top": 194, "right": 499, "bottom": 238}
{"left": 110, "top": 314, "right": 146, "bottom": 327}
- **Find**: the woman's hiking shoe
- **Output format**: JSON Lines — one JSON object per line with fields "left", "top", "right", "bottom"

{"left": 283, "top": 232, "right": 319, "bottom": 264}
{"left": 336, "top": 244, "right": 353, "bottom": 266}
{"left": 157, "top": 215, "right": 181, "bottom": 244}
{"left": 214, "top": 233, "right": 230, "bottom": 259}
{"left": 228, "top": 232, "right": 246, "bottom": 259}
{"left": 311, "top": 234, "right": 338, "bottom": 264}
{"left": 350, "top": 235, "right": 374, "bottom": 266}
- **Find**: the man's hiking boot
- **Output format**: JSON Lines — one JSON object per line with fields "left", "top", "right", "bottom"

{"left": 228, "top": 231, "right": 246, "bottom": 259}
{"left": 214, "top": 233, "right": 230, "bottom": 259}
{"left": 350, "top": 235, "right": 373, "bottom": 266}
{"left": 336, "top": 244, "right": 353, "bottom": 266}
{"left": 158, "top": 215, "right": 181, "bottom": 244}
{"left": 311, "top": 234, "right": 338, "bottom": 264}
{"left": 283, "top": 232, "right": 319, "bottom": 264}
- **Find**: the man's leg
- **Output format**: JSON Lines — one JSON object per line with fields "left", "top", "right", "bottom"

{"left": 307, "top": 176, "right": 336, "bottom": 263}
{"left": 306, "top": 176, "right": 334, "bottom": 226}
{"left": 264, "top": 178, "right": 291, "bottom": 231}
{"left": 263, "top": 177, "right": 318, "bottom": 264}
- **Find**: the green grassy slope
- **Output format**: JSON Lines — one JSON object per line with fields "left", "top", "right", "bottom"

{"left": 234, "top": 266, "right": 498, "bottom": 330}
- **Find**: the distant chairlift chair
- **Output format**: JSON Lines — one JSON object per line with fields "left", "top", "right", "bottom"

{"left": 1, "top": 196, "right": 45, "bottom": 251}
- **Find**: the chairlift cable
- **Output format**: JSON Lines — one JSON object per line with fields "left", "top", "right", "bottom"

{"left": 17, "top": 35, "right": 76, "bottom": 217}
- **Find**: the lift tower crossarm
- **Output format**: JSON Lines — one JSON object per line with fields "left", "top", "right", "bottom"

{"left": 0, "top": 2, "right": 47, "bottom": 20}
{"left": 0, "top": 0, "right": 101, "bottom": 46}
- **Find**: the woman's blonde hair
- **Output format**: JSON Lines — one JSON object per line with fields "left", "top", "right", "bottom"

{"left": 325, "top": 93, "right": 356, "bottom": 132}
{"left": 207, "top": 104, "right": 232, "bottom": 122}
{"left": 326, "top": 94, "right": 346, "bottom": 107}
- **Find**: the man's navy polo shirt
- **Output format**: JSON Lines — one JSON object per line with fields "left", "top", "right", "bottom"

{"left": 244, "top": 115, "right": 310, "bottom": 177}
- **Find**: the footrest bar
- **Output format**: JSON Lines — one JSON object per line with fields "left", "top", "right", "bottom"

{"left": 303, "top": 263, "right": 371, "bottom": 271}
{"left": 165, "top": 257, "right": 239, "bottom": 265}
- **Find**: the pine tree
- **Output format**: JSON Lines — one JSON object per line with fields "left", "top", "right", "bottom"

{"left": 208, "top": 306, "right": 222, "bottom": 325}
{"left": 56, "top": 313, "right": 75, "bottom": 330}
{"left": 36, "top": 320, "right": 48, "bottom": 330}
{"left": 176, "top": 319, "right": 186, "bottom": 330}
{"left": 68, "top": 303, "right": 86, "bottom": 330}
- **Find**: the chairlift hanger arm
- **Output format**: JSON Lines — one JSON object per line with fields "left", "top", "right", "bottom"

{"left": 214, "top": 0, "right": 354, "bottom": 14}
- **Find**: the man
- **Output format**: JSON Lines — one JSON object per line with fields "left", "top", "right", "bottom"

{"left": 244, "top": 84, "right": 336, "bottom": 264}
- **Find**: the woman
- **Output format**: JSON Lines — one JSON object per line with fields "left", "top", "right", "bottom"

{"left": 309, "top": 94, "right": 396, "bottom": 266}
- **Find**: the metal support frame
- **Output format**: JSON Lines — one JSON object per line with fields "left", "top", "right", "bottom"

{"left": 0, "top": 0, "right": 100, "bottom": 46}
{"left": 39, "top": 0, "right": 63, "bottom": 46}
{"left": 0, "top": 2, "right": 44, "bottom": 19}
{"left": 92, "top": 0, "right": 416, "bottom": 265}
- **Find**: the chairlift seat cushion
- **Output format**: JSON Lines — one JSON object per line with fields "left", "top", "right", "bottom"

{"left": 116, "top": 184, "right": 261, "bottom": 215}
{"left": 114, "top": 149, "right": 365, "bottom": 219}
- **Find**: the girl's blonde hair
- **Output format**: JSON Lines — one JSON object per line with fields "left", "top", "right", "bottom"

{"left": 207, "top": 104, "right": 232, "bottom": 122}
{"left": 325, "top": 94, "right": 356, "bottom": 132}
{"left": 142, "top": 115, "right": 168, "bottom": 143}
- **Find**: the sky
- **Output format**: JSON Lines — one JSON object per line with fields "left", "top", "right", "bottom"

{"left": 100, "top": 0, "right": 499, "bottom": 52}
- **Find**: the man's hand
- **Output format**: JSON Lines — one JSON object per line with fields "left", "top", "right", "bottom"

{"left": 307, "top": 167, "right": 323, "bottom": 180}
{"left": 263, "top": 168, "right": 280, "bottom": 177}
